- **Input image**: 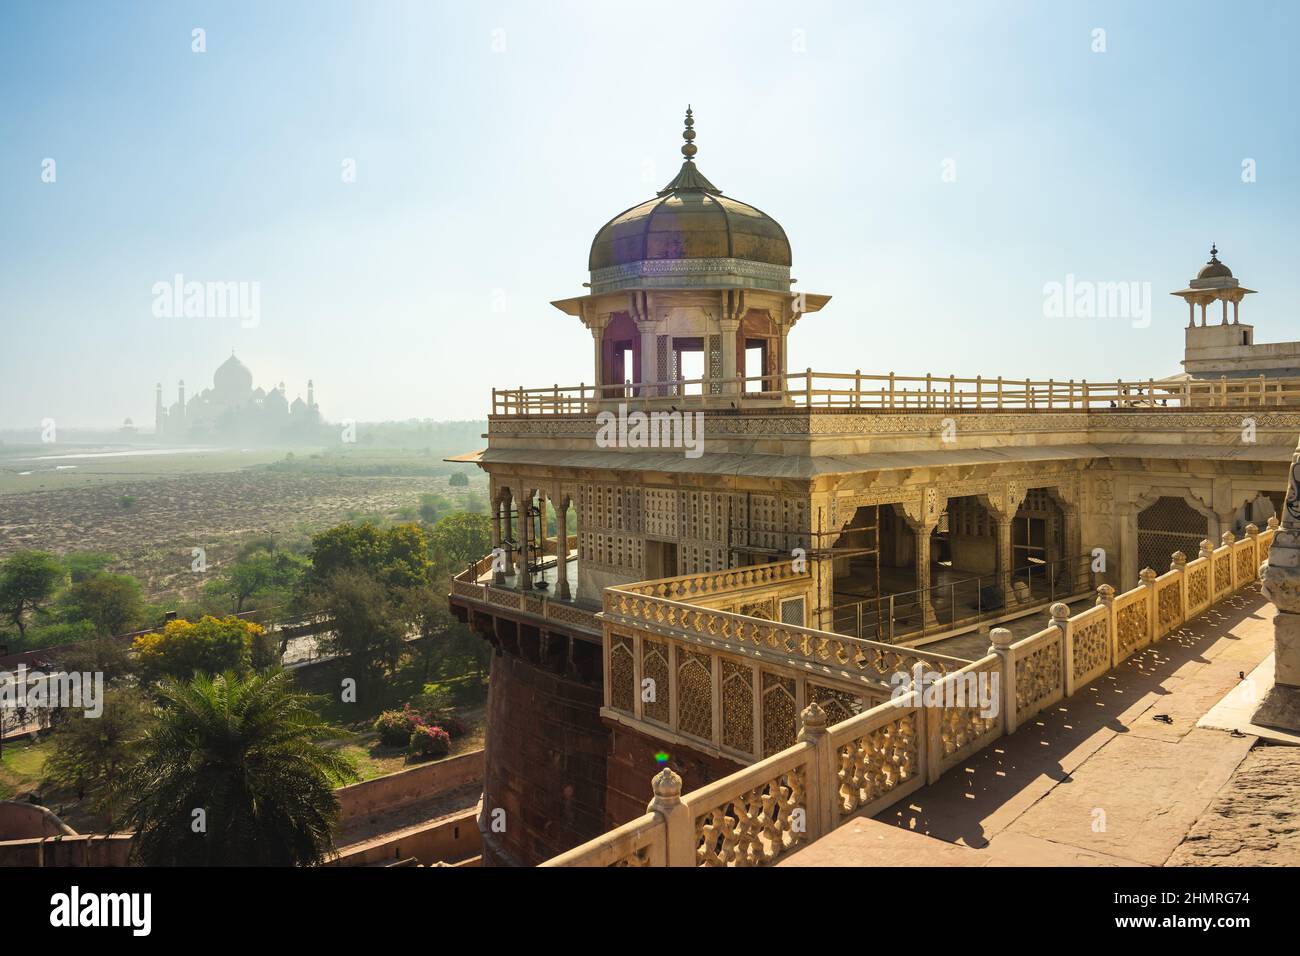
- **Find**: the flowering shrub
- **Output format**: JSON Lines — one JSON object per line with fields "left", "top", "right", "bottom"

{"left": 377, "top": 702, "right": 466, "bottom": 750}
{"left": 374, "top": 709, "right": 415, "bottom": 747}
{"left": 408, "top": 724, "right": 451, "bottom": 759}
{"left": 436, "top": 715, "right": 468, "bottom": 739}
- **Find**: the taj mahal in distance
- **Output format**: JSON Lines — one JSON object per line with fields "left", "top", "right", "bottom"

{"left": 9, "top": 1, "right": 1300, "bottom": 935}
{"left": 153, "top": 352, "right": 324, "bottom": 443}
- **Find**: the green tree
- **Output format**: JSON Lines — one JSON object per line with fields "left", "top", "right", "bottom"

{"left": 429, "top": 512, "right": 492, "bottom": 573}
{"left": 0, "top": 551, "right": 64, "bottom": 642}
{"left": 418, "top": 493, "right": 451, "bottom": 524}
{"left": 308, "top": 569, "right": 407, "bottom": 689}
{"left": 448, "top": 472, "right": 469, "bottom": 487}
{"left": 122, "top": 670, "right": 356, "bottom": 866}
{"left": 63, "top": 551, "right": 116, "bottom": 584}
{"left": 57, "top": 634, "right": 133, "bottom": 685}
{"left": 65, "top": 572, "right": 144, "bottom": 637}
{"left": 206, "top": 546, "right": 307, "bottom": 614}
{"left": 44, "top": 689, "right": 148, "bottom": 826}
{"left": 307, "top": 522, "right": 432, "bottom": 591}
{"left": 132, "top": 615, "right": 275, "bottom": 683}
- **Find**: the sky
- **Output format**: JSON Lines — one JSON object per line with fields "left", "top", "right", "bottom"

{"left": 2, "top": 0, "right": 1298, "bottom": 429}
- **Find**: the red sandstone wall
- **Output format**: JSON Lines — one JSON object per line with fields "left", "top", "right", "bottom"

{"left": 333, "top": 807, "right": 481, "bottom": 867}
{"left": 479, "top": 650, "right": 608, "bottom": 866}
{"left": 335, "top": 749, "right": 484, "bottom": 824}
{"left": 603, "top": 721, "right": 746, "bottom": 830}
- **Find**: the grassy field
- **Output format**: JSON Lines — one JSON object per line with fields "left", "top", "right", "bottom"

{"left": 0, "top": 736, "right": 52, "bottom": 800}
{"left": 0, "top": 445, "right": 289, "bottom": 494}
{"left": 0, "top": 442, "right": 487, "bottom": 607}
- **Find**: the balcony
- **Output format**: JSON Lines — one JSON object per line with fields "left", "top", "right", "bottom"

{"left": 491, "top": 369, "right": 1300, "bottom": 416}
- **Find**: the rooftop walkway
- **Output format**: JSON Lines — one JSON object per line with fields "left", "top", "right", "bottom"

{"left": 782, "top": 585, "right": 1296, "bottom": 866}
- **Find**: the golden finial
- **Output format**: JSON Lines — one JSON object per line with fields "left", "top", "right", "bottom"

{"left": 681, "top": 105, "right": 697, "bottom": 161}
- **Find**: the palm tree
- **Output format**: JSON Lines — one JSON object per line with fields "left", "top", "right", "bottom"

{"left": 123, "top": 669, "right": 357, "bottom": 866}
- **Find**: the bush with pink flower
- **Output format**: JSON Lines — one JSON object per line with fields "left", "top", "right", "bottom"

{"left": 408, "top": 724, "right": 451, "bottom": 759}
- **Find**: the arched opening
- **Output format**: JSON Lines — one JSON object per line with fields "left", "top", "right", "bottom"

{"left": 1137, "top": 496, "right": 1209, "bottom": 573}
{"left": 830, "top": 496, "right": 1001, "bottom": 640}
{"left": 1012, "top": 488, "right": 1069, "bottom": 601}
{"left": 601, "top": 312, "right": 638, "bottom": 397}
{"left": 739, "top": 311, "right": 777, "bottom": 393}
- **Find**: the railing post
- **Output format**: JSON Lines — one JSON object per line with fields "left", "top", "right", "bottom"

{"left": 1096, "top": 583, "right": 1117, "bottom": 669}
{"left": 1139, "top": 567, "right": 1158, "bottom": 643}
{"left": 1200, "top": 538, "right": 1215, "bottom": 594}
{"left": 1222, "top": 530, "right": 1237, "bottom": 590}
{"left": 1054, "top": 600, "right": 1081, "bottom": 697}
{"left": 854, "top": 368, "right": 862, "bottom": 408}
{"left": 648, "top": 767, "right": 694, "bottom": 867}
{"left": 797, "top": 701, "right": 833, "bottom": 841}
{"left": 989, "top": 626, "right": 1016, "bottom": 735}
{"left": 975, "top": 374, "right": 982, "bottom": 409}
{"left": 888, "top": 371, "right": 896, "bottom": 409}
{"left": 1082, "top": 378, "right": 1090, "bottom": 407}
{"left": 805, "top": 367, "right": 813, "bottom": 407}
{"left": 1170, "top": 550, "right": 1188, "bottom": 627}
{"left": 996, "top": 375, "right": 1004, "bottom": 409}
{"left": 1245, "top": 523, "right": 1261, "bottom": 582}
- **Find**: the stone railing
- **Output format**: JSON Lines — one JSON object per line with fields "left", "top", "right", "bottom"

{"left": 613, "top": 562, "right": 808, "bottom": 602}
{"left": 494, "top": 369, "right": 1300, "bottom": 415}
{"left": 449, "top": 559, "right": 601, "bottom": 635}
{"left": 603, "top": 589, "right": 967, "bottom": 687}
{"left": 545, "top": 518, "right": 1276, "bottom": 866}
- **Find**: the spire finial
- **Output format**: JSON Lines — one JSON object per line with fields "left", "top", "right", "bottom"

{"left": 1209, "top": 243, "right": 1219, "bottom": 261}
{"left": 681, "top": 105, "right": 697, "bottom": 161}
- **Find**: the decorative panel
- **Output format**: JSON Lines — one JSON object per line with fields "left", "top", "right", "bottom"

{"left": 761, "top": 672, "right": 797, "bottom": 757}
{"left": 609, "top": 634, "right": 635, "bottom": 714}
{"left": 642, "top": 639, "right": 670, "bottom": 724}
{"left": 721, "top": 660, "right": 754, "bottom": 753}
{"left": 677, "top": 648, "right": 714, "bottom": 741}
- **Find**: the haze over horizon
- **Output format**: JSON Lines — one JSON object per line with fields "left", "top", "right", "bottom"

{"left": 3, "top": 0, "right": 1299, "bottom": 430}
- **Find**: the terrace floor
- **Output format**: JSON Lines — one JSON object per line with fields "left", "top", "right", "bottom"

{"left": 781, "top": 584, "right": 1300, "bottom": 866}
{"left": 474, "top": 551, "right": 585, "bottom": 604}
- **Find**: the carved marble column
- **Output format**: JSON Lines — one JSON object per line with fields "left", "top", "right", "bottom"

{"left": 517, "top": 486, "right": 532, "bottom": 589}
{"left": 491, "top": 490, "right": 505, "bottom": 585}
{"left": 914, "top": 524, "right": 940, "bottom": 628}
{"left": 533, "top": 489, "right": 547, "bottom": 591}
{"left": 720, "top": 318, "right": 740, "bottom": 395}
{"left": 555, "top": 495, "right": 571, "bottom": 601}
{"left": 1256, "top": 439, "right": 1300, "bottom": 730}
{"left": 995, "top": 514, "right": 1014, "bottom": 606}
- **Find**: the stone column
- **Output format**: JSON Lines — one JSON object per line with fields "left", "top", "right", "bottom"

{"left": 517, "top": 487, "right": 532, "bottom": 588}
{"left": 720, "top": 318, "right": 740, "bottom": 394}
{"left": 1256, "top": 439, "right": 1300, "bottom": 730}
{"left": 491, "top": 492, "right": 505, "bottom": 585}
{"left": 637, "top": 321, "right": 657, "bottom": 397}
{"left": 996, "top": 513, "right": 1015, "bottom": 606}
{"left": 555, "top": 496, "right": 571, "bottom": 601}
{"left": 535, "top": 489, "right": 548, "bottom": 591}
{"left": 914, "top": 524, "right": 939, "bottom": 628}
{"left": 592, "top": 324, "right": 604, "bottom": 399}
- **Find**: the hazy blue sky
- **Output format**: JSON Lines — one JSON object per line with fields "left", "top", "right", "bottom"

{"left": 2, "top": 0, "right": 1298, "bottom": 429}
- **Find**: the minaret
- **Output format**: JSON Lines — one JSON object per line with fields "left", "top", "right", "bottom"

{"left": 307, "top": 379, "right": 315, "bottom": 410}
{"left": 155, "top": 382, "right": 164, "bottom": 434}
{"left": 178, "top": 379, "right": 186, "bottom": 424}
